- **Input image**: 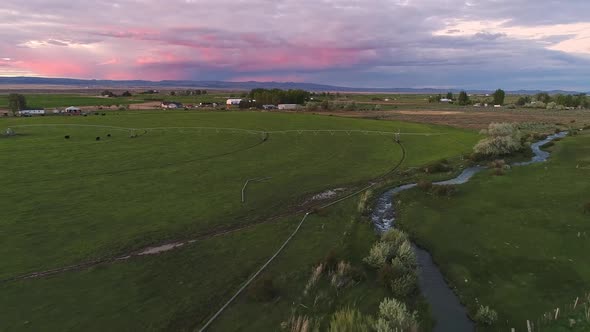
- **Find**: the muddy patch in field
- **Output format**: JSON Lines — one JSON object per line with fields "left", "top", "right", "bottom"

{"left": 311, "top": 188, "right": 346, "bottom": 201}
{"left": 138, "top": 242, "right": 185, "bottom": 255}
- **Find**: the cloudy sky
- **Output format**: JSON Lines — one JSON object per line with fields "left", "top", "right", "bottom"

{"left": 1, "top": 0, "right": 590, "bottom": 89}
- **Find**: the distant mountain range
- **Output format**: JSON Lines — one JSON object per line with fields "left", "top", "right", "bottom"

{"left": 0, "top": 76, "right": 586, "bottom": 95}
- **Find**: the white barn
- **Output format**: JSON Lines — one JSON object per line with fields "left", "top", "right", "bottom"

{"left": 65, "top": 106, "right": 82, "bottom": 113}
{"left": 226, "top": 99, "right": 242, "bottom": 106}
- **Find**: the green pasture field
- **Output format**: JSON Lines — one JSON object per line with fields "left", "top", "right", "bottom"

{"left": 397, "top": 132, "right": 590, "bottom": 331}
{"left": 0, "top": 110, "right": 478, "bottom": 331}
{"left": 0, "top": 111, "right": 477, "bottom": 278}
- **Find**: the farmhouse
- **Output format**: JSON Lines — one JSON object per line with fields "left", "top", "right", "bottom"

{"left": 278, "top": 104, "right": 299, "bottom": 110}
{"left": 18, "top": 109, "right": 45, "bottom": 116}
{"left": 65, "top": 106, "right": 82, "bottom": 114}
{"left": 226, "top": 99, "right": 242, "bottom": 107}
{"left": 161, "top": 101, "right": 183, "bottom": 109}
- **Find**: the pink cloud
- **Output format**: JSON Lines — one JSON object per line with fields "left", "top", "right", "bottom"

{"left": 14, "top": 59, "right": 90, "bottom": 77}
{"left": 229, "top": 74, "right": 306, "bottom": 82}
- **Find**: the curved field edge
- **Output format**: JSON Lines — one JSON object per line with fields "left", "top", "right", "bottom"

{"left": 396, "top": 132, "right": 590, "bottom": 331}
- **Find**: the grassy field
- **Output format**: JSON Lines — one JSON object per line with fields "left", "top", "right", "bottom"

{"left": 0, "top": 110, "right": 478, "bottom": 331}
{"left": 397, "top": 131, "right": 590, "bottom": 330}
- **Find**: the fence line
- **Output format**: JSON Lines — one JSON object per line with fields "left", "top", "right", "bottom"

{"left": 198, "top": 212, "right": 311, "bottom": 332}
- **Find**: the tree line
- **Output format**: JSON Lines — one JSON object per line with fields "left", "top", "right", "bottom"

{"left": 243, "top": 88, "right": 310, "bottom": 107}
{"left": 430, "top": 89, "right": 506, "bottom": 106}
{"left": 516, "top": 92, "right": 589, "bottom": 109}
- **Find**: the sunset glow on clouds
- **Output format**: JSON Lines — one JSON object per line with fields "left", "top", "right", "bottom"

{"left": 1, "top": 0, "right": 590, "bottom": 89}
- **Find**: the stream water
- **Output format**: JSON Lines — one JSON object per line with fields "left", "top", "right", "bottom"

{"left": 370, "top": 131, "right": 568, "bottom": 332}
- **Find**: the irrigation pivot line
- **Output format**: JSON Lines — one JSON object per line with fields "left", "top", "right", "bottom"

{"left": 241, "top": 177, "right": 272, "bottom": 203}
{"left": 198, "top": 212, "right": 311, "bottom": 332}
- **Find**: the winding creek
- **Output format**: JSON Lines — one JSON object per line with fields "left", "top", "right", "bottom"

{"left": 370, "top": 131, "right": 568, "bottom": 332}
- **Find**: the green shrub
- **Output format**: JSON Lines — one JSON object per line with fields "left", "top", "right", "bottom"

{"left": 423, "top": 159, "right": 451, "bottom": 173}
{"left": 390, "top": 273, "right": 418, "bottom": 298}
{"left": 584, "top": 202, "right": 590, "bottom": 214}
{"left": 330, "top": 261, "right": 354, "bottom": 289}
{"left": 381, "top": 229, "right": 409, "bottom": 248}
{"left": 374, "top": 298, "right": 419, "bottom": 332}
{"left": 397, "top": 241, "right": 417, "bottom": 268}
{"left": 247, "top": 276, "right": 279, "bottom": 302}
{"left": 328, "top": 308, "right": 372, "bottom": 332}
{"left": 377, "top": 264, "right": 396, "bottom": 287}
{"left": 363, "top": 241, "right": 395, "bottom": 268}
{"left": 431, "top": 185, "right": 457, "bottom": 197}
{"left": 474, "top": 123, "right": 523, "bottom": 157}
{"left": 475, "top": 305, "right": 498, "bottom": 326}
{"left": 416, "top": 180, "right": 433, "bottom": 191}
{"left": 488, "top": 159, "right": 506, "bottom": 169}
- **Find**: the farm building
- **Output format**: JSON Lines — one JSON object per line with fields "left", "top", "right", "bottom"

{"left": 262, "top": 105, "right": 277, "bottom": 110}
{"left": 226, "top": 99, "right": 242, "bottom": 107}
{"left": 161, "top": 102, "right": 183, "bottom": 109}
{"left": 199, "top": 102, "right": 218, "bottom": 107}
{"left": 439, "top": 98, "right": 453, "bottom": 103}
{"left": 278, "top": 104, "right": 299, "bottom": 110}
{"left": 65, "top": 106, "right": 82, "bottom": 114}
{"left": 18, "top": 109, "right": 45, "bottom": 116}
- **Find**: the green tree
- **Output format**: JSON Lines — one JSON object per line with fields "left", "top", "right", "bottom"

{"left": 516, "top": 95, "right": 531, "bottom": 106}
{"left": 446, "top": 92, "right": 454, "bottom": 100}
{"left": 492, "top": 89, "right": 505, "bottom": 105}
{"left": 121, "top": 91, "right": 132, "bottom": 97}
{"left": 457, "top": 91, "right": 470, "bottom": 105}
{"left": 8, "top": 93, "right": 27, "bottom": 116}
{"left": 535, "top": 92, "right": 551, "bottom": 104}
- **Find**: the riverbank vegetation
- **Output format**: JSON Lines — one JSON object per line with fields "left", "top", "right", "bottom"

{"left": 397, "top": 129, "right": 590, "bottom": 331}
